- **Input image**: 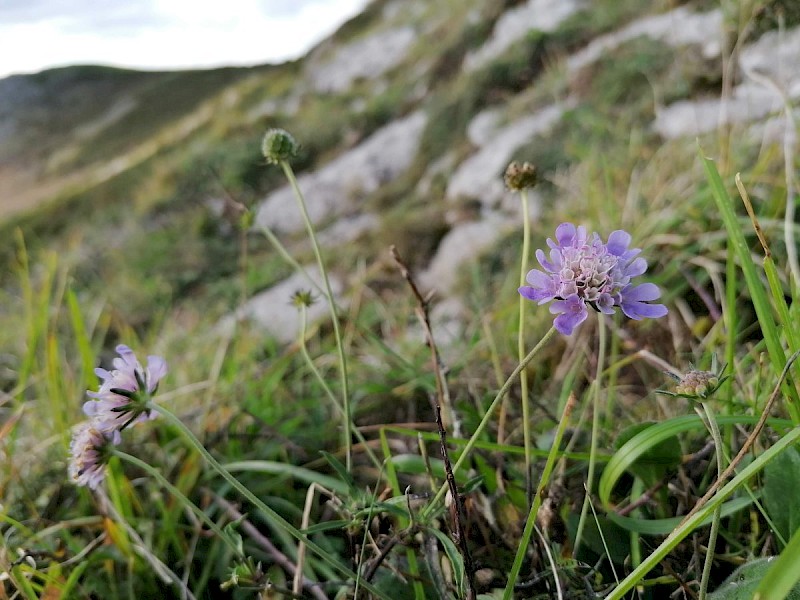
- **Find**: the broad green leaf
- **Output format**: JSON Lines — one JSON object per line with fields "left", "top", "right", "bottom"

{"left": 755, "top": 524, "right": 800, "bottom": 599}
{"left": 710, "top": 558, "right": 800, "bottom": 600}
{"left": 763, "top": 446, "right": 800, "bottom": 546}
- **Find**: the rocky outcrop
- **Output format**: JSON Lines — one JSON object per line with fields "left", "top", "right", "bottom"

{"left": 254, "top": 111, "right": 426, "bottom": 234}
{"left": 654, "top": 25, "right": 800, "bottom": 138}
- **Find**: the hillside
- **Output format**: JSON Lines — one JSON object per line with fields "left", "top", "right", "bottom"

{"left": 3, "top": 0, "right": 800, "bottom": 597}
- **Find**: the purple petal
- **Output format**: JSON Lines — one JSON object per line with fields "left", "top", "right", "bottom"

{"left": 535, "top": 248, "right": 556, "bottom": 272}
{"left": 549, "top": 295, "right": 588, "bottom": 335}
{"left": 83, "top": 400, "right": 99, "bottom": 416}
{"left": 526, "top": 268, "right": 554, "bottom": 289}
{"left": 620, "top": 284, "right": 667, "bottom": 320}
{"left": 606, "top": 230, "right": 631, "bottom": 256}
{"left": 624, "top": 257, "right": 648, "bottom": 277}
{"left": 621, "top": 301, "right": 668, "bottom": 320}
{"left": 596, "top": 294, "right": 616, "bottom": 314}
{"left": 146, "top": 356, "right": 168, "bottom": 387}
{"left": 623, "top": 283, "right": 662, "bottom": 302}
{"left": 555, "top": 223, "right": 576, "bottom": 247}
{"left": 519, "top": 286, "right": 555, "bottom": 304}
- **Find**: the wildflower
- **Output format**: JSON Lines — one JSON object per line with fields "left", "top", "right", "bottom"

{"left": 519, "top": 222, "right": 667, "bottom": 335}
{"left": 68, "top": 422, "right": 120, "bottom": 489}
{"left": 504, "top": 161, "right": 538, "bottom": 191}
{"left": 261, "top": 128, "right": 299, "bottom": 164}
{"left": 83, "top": 344, "right": 167, "bottom": 433}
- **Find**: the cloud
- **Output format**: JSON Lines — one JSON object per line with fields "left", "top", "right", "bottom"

{"left": 0, "top": 0, "right": 162, "bottom": 33}
{"left": 0, "top": 0, "right": 369, "bottom": 78}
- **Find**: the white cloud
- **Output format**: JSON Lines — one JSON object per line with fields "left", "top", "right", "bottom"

{"left": 0, "top": 0, "right": 370, "bottom": 78}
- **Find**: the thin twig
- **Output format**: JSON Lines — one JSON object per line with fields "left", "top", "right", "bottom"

{"left": 390, "top": 245, "right": 476, "bottom": 600}
{"left": 678, "top": 349, "right": 800, "bottom": 528}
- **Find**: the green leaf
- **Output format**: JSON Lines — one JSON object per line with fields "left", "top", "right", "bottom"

{"left": 755, "top": 525, "right": 800, "bottom": 599}
{"left": 607, "top": 494, "right": 757, "bottom": 535}
{"left": 319, "top": 450, "right": 358, "bottom": 492}
{"left": 302, "top": 520, "right": 349, "bottom": 534}
{"left": 710, "top": 558, "right": 800, "bottom": 600}
{"left": 429, "top": 527, "right": 465, "bottom": 598}
{"left": 701, "top": 150, "right": 800, "bottom": 423}
{"left": 763, "top": 446, "right": 800, "bottom": 546}
{"left": 223, "top": 460, "right": 351, "bottom": 495}
{"left": 605, "top": 426, "right": 800, "bottom": 600}
{"left": 614, "top": 422, "right": 682, "bottom": 488}
{"left": 567, "top": 513, "right": 630, "bottom": 565}
{"left": 388, "top": 454, "right": 470, "bottom": 485}
{"left": 599, "top": 414, "right": 792, "bottom": 510}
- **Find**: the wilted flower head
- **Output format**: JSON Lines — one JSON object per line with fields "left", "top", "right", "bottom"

{"left": 83, "top": 344, "right": 167, "bottom": 433}
{"left": 519, "top": 222, "right": 667, "bottom": 335}
{"left": 504, "top": 161, "right": 538, "bottom": 191}
{"left": 261, "top": 128, "right": 299, "bottom": 164}
{"left": 68, "top": 423, "right": 120, "bottom": 489}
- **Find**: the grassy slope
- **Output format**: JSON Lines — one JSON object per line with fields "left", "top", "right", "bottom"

{"left": 3, "top": 0, "right": 800, "bottom": 598}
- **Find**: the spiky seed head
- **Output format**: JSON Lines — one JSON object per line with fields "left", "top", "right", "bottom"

{"left": 261, "top": 128, "right": 298, "bottom": 164}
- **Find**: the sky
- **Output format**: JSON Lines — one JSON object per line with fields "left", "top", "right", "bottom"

{"left": 0, "top": 0, "right": 371, "bottom": 79}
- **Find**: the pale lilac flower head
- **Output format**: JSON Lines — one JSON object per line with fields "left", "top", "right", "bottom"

{"left": 519, "top": 222, "right": 667, "bottom": 335}
{"left": 68, "top": 422, "right": 120, "bottom": 489}
{"left": 83, "top": 344, "right": 167, "bottom": 433}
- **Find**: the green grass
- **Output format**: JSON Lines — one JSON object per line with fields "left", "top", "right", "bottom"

{"left": 4, "top": 1, "right": 800, "bottom": 598}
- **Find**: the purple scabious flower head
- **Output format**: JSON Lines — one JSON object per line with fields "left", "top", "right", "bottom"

{"left": 68, "top": 422, "right": 120, "bottom": 489}
{"left": 519, "top": 222, "right": 667, "bottom": 335}
{"left": 83, "top": 344, "right": 167, "bottom": 434}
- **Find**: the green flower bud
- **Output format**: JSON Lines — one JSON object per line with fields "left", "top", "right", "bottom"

{"left": 674, "top": 370, "right": 719, "bottom": 399}
{"left": 290, "top": 289, "right": 316, "bottom": 308}
{"left": 261, "top": 128, "right": 299, "bottom": 164}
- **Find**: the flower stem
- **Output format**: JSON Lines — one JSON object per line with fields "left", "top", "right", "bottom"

{"left": 503, "top": 391, "right": 578, "bottom": 599}
{"left": 112, "top": 448, "right": 244, "bottom": 559}
{"left": 698, "top": 401, "right": 724, "bottom": 600}
{"left": 518, "top": 188, "right": 533, "bottom": 501}
{"left": 421, "top": 326, "right": 558, "bottom": 520}
{"left": 298, "top": 305, "right": 382, "bottom": 472}
{"left": 573, "top": 312, "right": 607, "bottom": 557}
{"left": 281, "top": 160, "right": 352, "bottom": 471}
{"left": 149, "top": 402, "right": 390, "bottom": 598}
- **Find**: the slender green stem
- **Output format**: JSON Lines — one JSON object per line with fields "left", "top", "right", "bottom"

{"left": 257, "top": 224, "right": 327, "bottom": 300}
{"left": 573, "top": 312, "right": 606, "bottom": 557}
{"left": 298, "top": 305, "right": 382, "bottom": 472}
{"left": 421, "top": 326, "right": 558, "bottom": 519}
{"left": 503, "top": 391, "right": 577, "bottom": 599}
{"left": 699, "top": 402, "right": 724, "bottom": 600}
{"left": 281, "top": 161, "right": 352, "bottom": 470}
{"left": 518, "top": 189, "right": 533, "bottom": 501}
{"left": 149, "top": 402, "right": 390, "bottom": 599}
{"left": 112, "top": 449, "right": 243, "bottom": 559}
